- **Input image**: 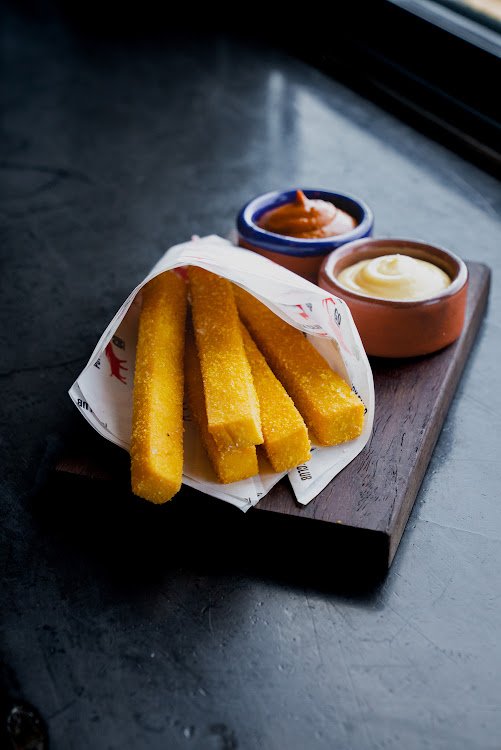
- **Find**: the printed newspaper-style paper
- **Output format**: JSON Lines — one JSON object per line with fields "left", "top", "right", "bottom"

{"left": 69, "top": 235, "right": 374, "bottom": 510}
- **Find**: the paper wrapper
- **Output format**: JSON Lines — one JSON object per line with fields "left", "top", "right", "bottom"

{"left": 69, "top": 235, "right": 374, "bottom": 512}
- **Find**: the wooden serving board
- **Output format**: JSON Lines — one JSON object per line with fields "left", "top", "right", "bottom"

{"left": 56, "top": 262, "right": 490, "bottom": 569}
{"left": 254, "top": 261, "right": 491, "bottom": 565}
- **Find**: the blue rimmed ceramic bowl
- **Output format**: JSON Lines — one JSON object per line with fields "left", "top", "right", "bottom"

{"left": 236, "top": 188, "right": 374, "bottom": 282}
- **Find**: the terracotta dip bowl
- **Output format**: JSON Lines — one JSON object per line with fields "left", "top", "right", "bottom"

{"left": 318, "top": 237, "right": 469, "bottom": 358}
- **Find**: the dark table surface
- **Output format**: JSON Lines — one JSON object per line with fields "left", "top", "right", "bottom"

{"left": 2, "top": 4, "right": 500, "bottom": 749}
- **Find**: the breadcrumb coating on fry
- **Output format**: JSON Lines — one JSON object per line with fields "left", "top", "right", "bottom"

{"left": 130, "top": 271, "right": 187, "bottom": 503}
{"left": 185, "top": 316, "right": 259, "bottom": 483}
{"left": 240, "top": 323, "right": 311, "bottom": 472}
{"left": 233, "top": 285, "right": 364, "bottom": 446}
{"left": 188, "top": 266, "right": 263, "bottom": 450}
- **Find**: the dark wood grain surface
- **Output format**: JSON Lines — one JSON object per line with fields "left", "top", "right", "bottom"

{"left": 56, "top": 262, "right": 490, "bottom": 568}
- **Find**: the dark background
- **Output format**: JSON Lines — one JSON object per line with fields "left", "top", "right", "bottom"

{"left": 1, "top": 1, "right": 500, "bottom": 748}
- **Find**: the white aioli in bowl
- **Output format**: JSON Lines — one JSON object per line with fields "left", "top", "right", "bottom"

{"left": 336, "top": 253, "right": 451, "bottom": 301}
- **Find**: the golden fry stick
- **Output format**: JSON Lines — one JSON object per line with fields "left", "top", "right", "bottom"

{"left": 185, "top": 316, "right": 259, "bottom": 483}
{"left": 240, "top": 323, "right": 311, "bottom": 472}
{"left": 234, "top": 286, "right": 364, "bottom": 446}
{"left": 188, "top": 266, "right": 263, "bottom": 450}
{"left": 130, "top": 271, "right": 187, "bottom": 503}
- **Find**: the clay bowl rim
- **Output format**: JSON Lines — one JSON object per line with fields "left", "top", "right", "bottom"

{"left": 319, "top": 237, "right": 469, "bottom": 308}
{"left": 236, "top": 188, "right": 374, "bottom": 258}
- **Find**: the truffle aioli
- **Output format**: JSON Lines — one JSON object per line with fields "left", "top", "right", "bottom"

{"left": 337, "top": 254, "right": 451, "bottom": 301}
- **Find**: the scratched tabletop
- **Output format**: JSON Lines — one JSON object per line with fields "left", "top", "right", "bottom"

{"left": 1, "top": 5, "right": 501, "bottom": 750}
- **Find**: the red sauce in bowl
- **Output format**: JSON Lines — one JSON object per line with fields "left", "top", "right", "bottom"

{"left": 257, "top": 189, "right": 356, "bottom": 239}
